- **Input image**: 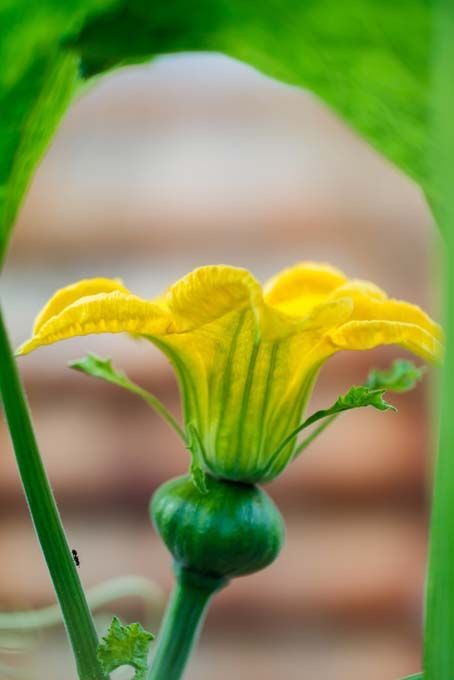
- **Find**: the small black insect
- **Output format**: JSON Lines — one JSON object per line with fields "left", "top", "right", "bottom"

{"left": 72, "top": 549, "right": 80, "bottom": 567}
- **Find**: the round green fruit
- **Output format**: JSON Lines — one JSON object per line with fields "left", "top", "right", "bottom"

{"left": 151, "top": 475, "right": 285, "bottom": 579}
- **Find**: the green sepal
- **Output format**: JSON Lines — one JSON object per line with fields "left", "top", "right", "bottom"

{"left": 268, "top": 384, "right": 396, "bottom": 468}
{"left": 326, "top": 385, "right": 397, "bottom": 414}
{"left": 287, "top": 359, "right": 425, "bottom": 462}
{"left": 69, "top": 353, "right": 121, "bottom": 385}
{"left": 190, "top": 462, "right": 208, "bottom": 495}
{"left": 399, "top": 674, "right": 423, "bottom": 680}
{"left": 69, "top": 353, "right": 186, "bottom": 441}
{"left": 366, "top": 359, "right": 425, "bottom": 393}
{"left": 97, "top": 616, "right": 154, "bottom": 680}
{"left": 186, "top": 424, "right": 208, "bottom": 494}
{"left": 70, "top": 355, "right": 209, "bottom": 492}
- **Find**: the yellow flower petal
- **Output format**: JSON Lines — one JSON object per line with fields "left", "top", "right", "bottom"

{"left": 164, "top": 265, "right": 264, "bottom": 330}
{"left": 264, "top": 262, "right": 347, "bottom": 317}
{"left": 333, "top": 288, "right": 442, "bottom": 342}
{"left": 299, "top": 296, "right": 354, "bottom": 332}
{"left": 164, "top": 264, "right": 300, "bottom": 341}
{"left": 329, "top": 320, "right": 443, "bottom": 363}
{"left": 33, "top": 277, "right": 130, "bottom": 335}
{"left": 323, "top": 281, "right": 443, "bottom": 363}
{"left": 18, "top": 291, "right": 173, "bottom": 355}
{"left": 328, "top": 279, "right": 387, "bottom": 301}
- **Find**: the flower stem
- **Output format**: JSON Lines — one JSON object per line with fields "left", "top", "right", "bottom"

{"left": 147, "top": 566, "right": 227, "bottom": 680}
{"left": 0, "top": 306, "right": 107, "bottom": 680}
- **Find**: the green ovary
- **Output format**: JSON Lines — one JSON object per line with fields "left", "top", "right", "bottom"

{"left": 151, "top": 474, "right": 285, "bottom": 578}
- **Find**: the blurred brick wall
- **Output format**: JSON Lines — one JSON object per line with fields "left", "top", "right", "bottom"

{"left": 0, "top": 54, "right": 436, "bottom": 680}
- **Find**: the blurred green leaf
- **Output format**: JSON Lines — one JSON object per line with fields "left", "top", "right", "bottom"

{"left": 71, "top": 0, "right": 433, "bottom": 189}
{"left": 0, "top": 0, "right": 436, "bottom": 266}
{"left": 0, "top": 0, "right": 118, "bottom": 265}
{"left": 97, "top": 616, "right": 154, "bottom": 680}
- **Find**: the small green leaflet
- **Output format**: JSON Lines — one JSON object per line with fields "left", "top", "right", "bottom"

{"left": 69, "top": 353, "right": 126, "bottom": 385}
{"left": 326, "top": 385, "right": 397, "bottom": 414}
{"left": 97, "top": 616, "right": 154, "bottom": 680}
{"left": 69, "top": 353, "right": 186, "bottom": 442}
{"left": 366, "top": 359, "right": 425, "bottom": 393}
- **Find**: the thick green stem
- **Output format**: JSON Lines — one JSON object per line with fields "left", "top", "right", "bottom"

{"left": 424, "top": 252, "right": 454, "bottom": 679}
{"left": 148, "top": 566, "right": 226, "bottom": 680}
{"left": 0, "top": 306, "right": 107, "bottom": 680}
{"left": 424, "top": 2, "right": 454, "bottom": 678}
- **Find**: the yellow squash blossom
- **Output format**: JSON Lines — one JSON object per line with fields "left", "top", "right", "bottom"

{"left": 18, "top": 263, "right": 442, "bottom": 484}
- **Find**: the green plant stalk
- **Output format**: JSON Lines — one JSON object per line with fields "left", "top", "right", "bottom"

{"left": 0, "top": 307, "right": 107, "bottom": 680}
{"left": 147, "top": 566, "right": 226, "bottom": 680}
{"left": 424, "top": 1, "right": 454, "bottom": 677}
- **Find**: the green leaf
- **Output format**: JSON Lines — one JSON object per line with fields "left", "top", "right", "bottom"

{"left": 366, "top": 359, "right": 426, "bottom": 393}
{"left": 69, "top": 353, "right": 186, "bottom": 441}
{"left": 1, "top": 0, "right": 437, "bottom": 266}
{"left": 97, "top": 616, "right": 154, "bottom": 680}
{"left": 0, "top": 0, "right": 118, "bottom": 267}
{"left": 70, "top": 0, "right": 433, "bottom": 192}
{"left": 0, "top": 54, "right": 78, "bottom": 266}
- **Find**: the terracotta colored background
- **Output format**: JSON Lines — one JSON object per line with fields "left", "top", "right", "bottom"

{"left": 1, "top": 53, "right": 437, "bottom": 679}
